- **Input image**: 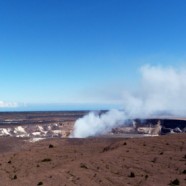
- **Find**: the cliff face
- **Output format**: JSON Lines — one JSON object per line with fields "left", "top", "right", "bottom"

{"left": 0, "top": 111, "right": 186, "bottom": 138}
{"left": 110, "top": 119, "right": 186, "bottom": 136}
{"left": 135, "top": 119, "right": 186, "bottom": 129}
{"left": 0, "top": 112, "right": 79, "bottom": 138}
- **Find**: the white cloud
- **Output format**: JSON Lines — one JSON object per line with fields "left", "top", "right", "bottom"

{"left": 0, "top": 101, "right": 18, "bottom": 108}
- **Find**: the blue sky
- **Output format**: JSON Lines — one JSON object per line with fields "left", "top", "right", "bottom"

{"left": 0, "top": 0, "right": 186, "bottom": 111}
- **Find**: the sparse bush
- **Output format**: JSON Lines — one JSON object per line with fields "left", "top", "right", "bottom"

{"left": 49, "top": 144, "right": 54, "bottom": 148}
{"left": 80, "top": 163, "right": 88, "bottom": 169}
{"left": 128, "top": 172, "right": 135, "bottom": 178}
{"left": 151, "top": 157, "right": 157, "bottom": 163}
{"left": 41, "top": 158, "right": 51, "bottom": 162}
{"left": 102, "top": 146, "right": 110, "bottom": 152}
{"left": 145, "top": 175, "right": 148, "bottom": 179}
{"left": 13, "top": 175, "right": 17, "bottom": 180}
{"left": 169, "top": 178, "right": 180, "bottom": 185}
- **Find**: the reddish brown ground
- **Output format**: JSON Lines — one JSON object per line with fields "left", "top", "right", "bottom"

{"left": 0, "top": 134, "right": 185, "bottom": 186}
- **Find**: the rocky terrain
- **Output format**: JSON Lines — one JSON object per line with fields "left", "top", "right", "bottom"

{"left": 0, "top": 111, "right": 83, "bottom": 140}
{"left": 0, "top": 134, "right": 185, "bottom": 185}
{"left": 0, "top": 112, "right": 186, "bottom": 140}
{"left": 0, "top": 112, "right": 186, "bottom": 185}
{"left": 0, "top": 123, "right": 71, "bottom": 139}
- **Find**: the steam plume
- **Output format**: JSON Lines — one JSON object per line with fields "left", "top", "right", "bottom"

{"left": 71, "top": 65, "right": 186, "bottom": 138}
{"left": 71, "top": 109, "right": 126, "bottom": 138}
{"left": 123, "top": 65, "right": 186, "bottom": 117}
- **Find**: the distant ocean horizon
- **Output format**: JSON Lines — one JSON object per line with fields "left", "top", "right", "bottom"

{"left": 0, "top": 103, "right": 121, "bottom": 112}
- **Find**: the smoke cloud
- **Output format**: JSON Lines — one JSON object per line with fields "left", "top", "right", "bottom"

{"left": 71, "top": 65, "right": 186, "bottom": 138}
